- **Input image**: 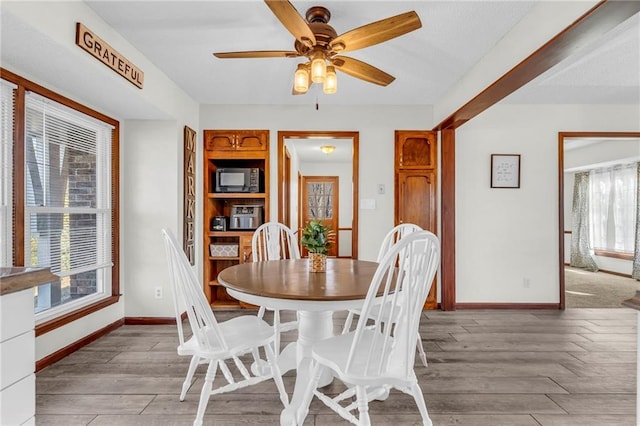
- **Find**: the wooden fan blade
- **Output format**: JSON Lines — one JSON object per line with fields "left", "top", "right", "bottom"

{"left": 264, "top": 0, "right": 316, "bottom": 47}
{"left": 332, "top": 56, "right": 395, "bottom": 86}
{"left": 214, "top": 50, "right": 300, "bottom": 59}
{"left": 330, "top": 11, "right": 421, "bottom": 53}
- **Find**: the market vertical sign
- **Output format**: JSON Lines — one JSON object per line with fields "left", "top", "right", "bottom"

{"left": 183, "top": 126, "right": 197, "bottom": 265}
{"left": 75, "top": 23, "right": 144, "bottom": 89}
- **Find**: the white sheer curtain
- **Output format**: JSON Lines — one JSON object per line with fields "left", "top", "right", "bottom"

{"left": 612, "top": 164, "right": 637, "bottom": 253}
{"left": 589, "top": 168, "right": 611, "bottom": 250}
{"left": 589, "top": 163, "right": 637, "bottom": 253}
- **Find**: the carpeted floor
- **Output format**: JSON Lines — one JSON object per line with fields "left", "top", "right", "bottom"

{"left": 565, "top": 266, "right": 639, "bottom": 308}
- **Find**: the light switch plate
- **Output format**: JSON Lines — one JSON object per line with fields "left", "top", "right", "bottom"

{"left": 360, "top": 199, "right": 376, "bottom": 209}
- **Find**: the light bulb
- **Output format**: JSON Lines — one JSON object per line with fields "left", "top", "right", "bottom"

{"left": 310, "top": 51, "right": 326, "bottom": 83}
{"left": 323, "top": 66, "right": 337, "bottom": 94}
{"left": 294, "top": 63, "right": 309, "bottom": 93}
{"left": 320, "top": 145, "right": 335, "bottom": 154}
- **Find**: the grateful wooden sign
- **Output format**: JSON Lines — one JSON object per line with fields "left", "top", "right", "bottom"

{"left": 75, "top": 22, "right": 144, "bottom": 89}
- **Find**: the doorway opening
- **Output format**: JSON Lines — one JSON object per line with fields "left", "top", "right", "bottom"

{"left": 558, "top": 131, "right": 640, "bottom": 308}
{"left": 277, "top": 131, "right": 359, "bottom": 258}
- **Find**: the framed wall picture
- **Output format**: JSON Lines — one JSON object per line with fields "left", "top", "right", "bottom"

{"left": 491, "top": 154, "right": 521, "bottom": 188}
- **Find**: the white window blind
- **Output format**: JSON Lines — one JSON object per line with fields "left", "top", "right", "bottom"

{"left": 0, "top": 80, "right": 15, "bottom": 267}
{"left": 24, "top": 92, "right": 112, "bottom": 278}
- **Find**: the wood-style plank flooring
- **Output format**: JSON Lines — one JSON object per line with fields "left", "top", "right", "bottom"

{"left": 36, "top": 308, "right": 637, "bottom": 425}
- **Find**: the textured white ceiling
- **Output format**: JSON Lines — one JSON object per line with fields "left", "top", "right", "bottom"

{"left": 83, "top": 0, "right": 540, "bottom": 106}
{"left": 2, "top": 0, "right": 638, "bottom": 118}
{"left": 285, "top": 137, "right": 353, "bottom": 163}
{"left": 505, "top": 12, "right": 640, "bottom": 104}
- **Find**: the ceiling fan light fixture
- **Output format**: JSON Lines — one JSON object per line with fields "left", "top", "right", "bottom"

{"left": 320, "top": 145, "right": 335, "bottom": 154}
{"left": 323, "top": 65, "right": 337, "bottom": 94}
{"left": 310, "top": 51, "right": 326, "bottom": 83}
{"left": 294, "top": 63, "right": 310, "bottom": 93}
{"left": 213, "top": 5, "right": 422, "bottom": 96}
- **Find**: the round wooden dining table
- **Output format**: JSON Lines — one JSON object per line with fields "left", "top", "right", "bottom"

{"left": 217, "top": 258, "right": 379, "bottom": 426}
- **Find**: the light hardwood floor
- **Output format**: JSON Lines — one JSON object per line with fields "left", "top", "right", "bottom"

{"left": 36, "top": 308, "right": 637, "bottom": 425}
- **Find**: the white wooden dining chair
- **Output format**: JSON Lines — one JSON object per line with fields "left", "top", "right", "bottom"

{"left": 252, "top": 222, "right": 301, "bottom": 354}
{"left": 296, "top": 230, "right": 440, "bottom": 426}
{"left": 342, "top": 223, "right": 430, "bottom": 367}
{"left": 161, "top": 229, "right": 288, "bottom": 426}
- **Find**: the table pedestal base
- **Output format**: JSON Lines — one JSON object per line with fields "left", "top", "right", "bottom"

{"left": 280, "top": 310, "right": 334, "bottom": 425}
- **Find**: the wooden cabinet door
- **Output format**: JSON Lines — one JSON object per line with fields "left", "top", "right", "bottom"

{"left": 204, "top": 130, "right": 267, "bottom": 152}
{"left": 235, "top": 130, "right": 268, "bottom": 151}
{"left": 395, "top": 131, "right": 436, "bottom": 170}
{"left": 396, "top": 170, "right": 437, "bottom": 233}
{"left": 204, "top": 131, "right": 235, "bottom": 151}
{"left": 397, "top": 168, "right": 438, "bottom": 309}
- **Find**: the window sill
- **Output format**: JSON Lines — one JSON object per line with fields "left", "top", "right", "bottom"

{"left": 593, "top": 249, "right": 634, "bottom": 261}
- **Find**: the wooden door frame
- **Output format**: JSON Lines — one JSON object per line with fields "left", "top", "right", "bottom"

{"left": 278, "top": 130, "right": 359, "bottom": 259}
{"left": 558, "top": 131, "right": 640, "bottom": 310}
{"left": 283, "top": 147, "right": 291, "bottom": 228}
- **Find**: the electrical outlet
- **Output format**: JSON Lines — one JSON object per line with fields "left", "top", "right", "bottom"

{"left": 523, "top": 278, "right": 531, "bottom": 288}
{"left": 154, "top": 286, "right": 163, "bottom": 299}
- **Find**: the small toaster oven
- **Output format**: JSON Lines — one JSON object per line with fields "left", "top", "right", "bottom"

{"left": 229, "top": 205, "right": 263, "bottom": 230}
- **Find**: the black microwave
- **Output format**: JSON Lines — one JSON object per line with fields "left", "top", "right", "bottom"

{"left": 215, "top": 168, "right": 261, "bottom": 193}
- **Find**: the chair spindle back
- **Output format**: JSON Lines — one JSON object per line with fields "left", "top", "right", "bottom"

{"left": 162, "top": 229, "right": 227, "bottom": 353}
{"left": 348, "top": 231, "right": 440, "bottom": 378}
{"left": 252, "top": 222, "right": 301, "bottom": 261}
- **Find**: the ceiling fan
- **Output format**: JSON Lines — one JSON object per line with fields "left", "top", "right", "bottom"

{"left": 213, "top": 0, "right": 422, "bottom": 95}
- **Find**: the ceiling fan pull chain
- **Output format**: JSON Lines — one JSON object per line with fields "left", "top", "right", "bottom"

{"left": 316, "top": 94, "right": 319, "bottom": 110}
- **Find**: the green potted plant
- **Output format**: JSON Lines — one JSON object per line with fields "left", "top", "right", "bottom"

{"left": 300, "top": 220, "right": 334, "bottom": 272}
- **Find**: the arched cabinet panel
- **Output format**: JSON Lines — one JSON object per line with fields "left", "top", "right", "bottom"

{"left": 395, "top": 131, "right": 436, "bottom": 169}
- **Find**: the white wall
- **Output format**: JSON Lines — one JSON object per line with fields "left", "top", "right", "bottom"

{"left": 286, "top": 143, "right": 301, "bottom": 233}
{"left": 121, "top": 120, "right": 181, "bottom": 317}
{"left": 563, "top": 139, "right": 639, "bottom": 275}
{"left": 199, "top": 104, "right": 434, "bottom": 262}
{"left": 456, "top": 104, "right": 639, "bottom": 304}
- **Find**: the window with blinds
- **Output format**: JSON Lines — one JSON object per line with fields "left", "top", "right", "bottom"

{"left": 0, "top": 81, "right": 15, "bottom": 267}
{"left": 24, "top": 92, "right": 113, "bottom": 315}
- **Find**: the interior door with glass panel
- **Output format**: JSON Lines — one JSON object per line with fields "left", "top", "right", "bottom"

{"left": 300, "top": 176, "right": 339, "bottom": 257}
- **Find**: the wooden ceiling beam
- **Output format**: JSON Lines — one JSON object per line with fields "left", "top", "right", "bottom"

{"left": 435, "top": 0, "right": 640, "bottom": 131}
